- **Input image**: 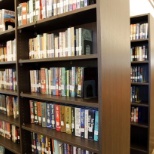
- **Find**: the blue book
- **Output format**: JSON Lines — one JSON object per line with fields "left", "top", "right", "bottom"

{"left": 80, "top": 108, "right": 85, "bottom": 138}
{"left": 46, "top": 103, "right": 52, "bottom": 128}
{"left": 94, "top": 110, "right": 99, "bottom": 141}
{"left": 50, "top": 103, "right": 56, "bottom": 129}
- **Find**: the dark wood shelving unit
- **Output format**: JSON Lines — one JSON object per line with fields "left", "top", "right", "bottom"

{"left": 0, "top": 0, "right": 130, "bottom": 153}
{"left": 130, "top": 14, "right": 154, "bottom": 154}
{"left": 22, "top": 124, "right": 99, "bottom": 153}
{"left": 0, "top": 113, "right": 19, "bottom": 126}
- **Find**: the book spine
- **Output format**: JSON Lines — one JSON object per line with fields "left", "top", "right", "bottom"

{"left": 55, "top": 104, "right": 61, "bottom": 131}
{"left": 94, "top": 110, "right": 99, "bottom": 141}
{"left": 46, "top": 103, "right": 52, "bottom": 128}
{"left": 88, "top": 109, "right": 95, "bottom": 140}
{"left": 50, "top": 103, "right": 56, "bottom": 129}
{"left": 71, "top": 107, "right": 75, "bottom": 135}
{"left": 65, "top": 106, "right": 72, "bottom": 134}
{"left": 60, "top": 105, "right": 66, "bottom": 132}
{"left": 75, "top": 107, "right": 81, "bottom": 137}
{"left": 37, "top": 101, "right": 42, "bottom": 125}
{"left": 84, "top": 109, "right": 89, "bottom": 139}
{"left": 80, "top": 108, "right": 85, "bottom": 138}
{"left": 41, "top": 103, "right": 47, "bottom": 127}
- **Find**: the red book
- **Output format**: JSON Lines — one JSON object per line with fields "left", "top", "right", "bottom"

{"left": 55, "top": 104, "right": 61, "bottom": 131}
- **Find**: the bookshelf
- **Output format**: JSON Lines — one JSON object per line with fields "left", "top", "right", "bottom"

{"left": 0, "top": 0, "right": 130, "bottom": 154}
{"left": 130, "top": 14, "right": 154, "bottom": 154}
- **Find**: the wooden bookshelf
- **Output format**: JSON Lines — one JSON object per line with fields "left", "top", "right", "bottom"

{"left": 0, "top": 0, "right": 130, "bottom": 153}
{"left": 130, "top": 14, "right": 154, "bottom": 154}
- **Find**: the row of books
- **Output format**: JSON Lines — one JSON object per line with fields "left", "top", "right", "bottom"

{"left": 31, "top": 132, "right": 95, "bottom": 154}
{"left": 131, "top": 45, "right": 148, "bottom": 62}
{"left": 131, "top": 86, "right": 140, "bottom": 103}
{"left": 0, "top": 120, "right": 20, "bottom": 144}
{"left": 0, "top": 9, "right": 15, "bottom": 32}
{"left": 0, "top": 39, "right": 16, "bottom": 62}
{"left": 0, "top": 69, "right": 17, "bottom": 91}
{"left": 30, "top": 100, "right": 99, "bottom": 141}
{"left": 29, "top": 27, "right": 93, "bottom": 59}
{"left": 130, "top": 23, "right": 148, "bottom": 40}
{"left": 30, "top": 67, "right": 97, "bottom": 98}
{"left": 131, "top": 66, "right": 148, "bottom": 83}
{"left": 17, "top": 0, "right": 95, "bottom": 26}
{"left": 0, "top": 95, "right": 19, "bottom": 119}
{"left": 131, "top": 106, "right": 148, "bottom": 124}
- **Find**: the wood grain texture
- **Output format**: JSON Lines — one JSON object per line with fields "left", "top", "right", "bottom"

{"left": 149, "top": 14, "right": 154, "bottom": 154}
{"left": 97, "top": 0, "right": 130, "bottom": 154}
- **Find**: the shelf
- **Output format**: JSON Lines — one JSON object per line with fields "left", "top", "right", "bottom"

{"left": 20, "top": 92, "right": 99, "bottom": 108}
{"left": 131, "top": 61, "right": 149, "bottom": 64}
{"left": 131, "top": 103, "right": 149, "bottom": 107}
{"left": 17, "top": 4, "right": 96, "bottom": 32}
{"left": 0, "top": 136, "right": 21, "bottom": 154}
{"left": 0, "top": 113, "right": 19, "bottom": 127}
{"left": 19, "top": 54, "right": 98, "bottom": 64}
{"left": 0, "top": 61, "right": 16, "bottom": 65}
{"left": 131, "top": 39, "right": 149, "bottom": 43}
{"left": 131, "top": 82, "right": 149, "bottom": 86}
{"left": 131, "top": 146, "right": 148, "bottom": 153}
{"left": 22, "top": 124, "right": 99, "bottom": 153}
{"left": 0, "top": 90, "right": 17, "bottom": 96}
{"left": 0, "top": 28, "right": 15, "bottom": 42}
{"left": 131, "top": 122, "right": 148, "bottom": 128}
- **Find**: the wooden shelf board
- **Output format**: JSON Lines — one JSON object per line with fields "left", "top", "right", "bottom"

{"left": 0, "top": 90, "right": 17, "bottom": 96}
{"left": 131, "top": 145, "right": 148, "bottom": 153}
{"left": 131, "top": 61, "right": 149, "bottom": 64}
{"left": 0, "top": 61, "right": 16, "bottom": 65}
{"left": 20, "top": 92, "right": 99, "bottom": 108}
{"left": 131, "top": 103, "right": 149, "bottom": 107}
{"left": 19, "top": 54, "right": 98, "bottom": 63}
{"left": 131, "top": 39, "right": 149, "bottom": 43}
{"left": 0, "top": 136, "right": 21, "bottom": 154}
{"left": 22, "top": 124, "right": 99, "bottom": 153}
{"left": 0, "top": 113, "right": 20, "bottom": 127}
{"left": 131, "top": 82, "right": 149, "bottom": 86}
{"left": 131, "top": 122, "right": 149, "bottom": 128}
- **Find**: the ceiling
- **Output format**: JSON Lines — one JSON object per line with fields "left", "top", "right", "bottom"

{"left": 130, "top": 0, "right": 154, "bottom": 16}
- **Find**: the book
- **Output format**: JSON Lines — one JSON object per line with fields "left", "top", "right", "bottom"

{"left": 65, "top": 106, "right": 72, "bottom": 134}
{"left": 0, "top": 146, "right": 5, "bottom": 154}
{"left": 78, "top": 28, "right": 93, "bottom": 55}
{"left": 88, "top": 109, "right": 95, "bottom": 140}
{"left": 0, "top": 9, "right": 15, "bottom": 32}
{"left": 46, "top": 103, "right": 52, "bottom": 128}
{"left": 60, "top": 105, "right": 66, "bottom": 132}
{"left": 94, "top": 110, "right": 99, "bottom": 141}
{"left": 6, "top": 96, "right": 13, "bottom": 116}
{"left": 42, "top": 103, "right": 47, "bottom": 127}
{"left": 55, "top": 104, "right": 61, "bottom": 131}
